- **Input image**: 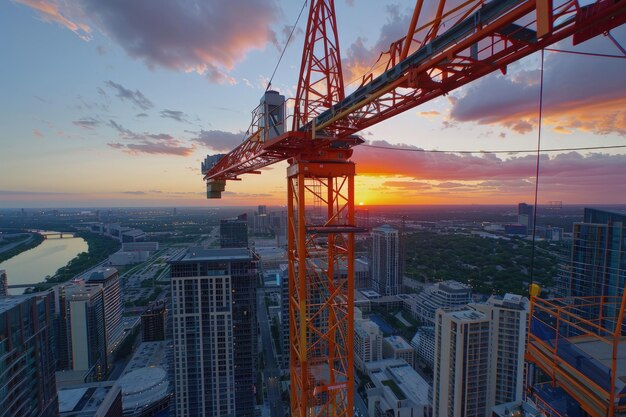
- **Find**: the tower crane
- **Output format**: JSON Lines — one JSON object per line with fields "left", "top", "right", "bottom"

{"left": 201, "top": 1, "right": 625, "bottom": 416}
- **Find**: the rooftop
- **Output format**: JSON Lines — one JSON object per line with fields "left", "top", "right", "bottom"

{"left": 0, "top": 294, "right": 33, "bottom": 314}
{"left": 58, "top": 381, "right": 119, "bottom": 415}
{"left": 122, "top": 341, "right": 170, "bottom": 375}
{"left": 172, "top": 247, "right": 251, "bottom": 263}
{"left": 448, "top": 309, "right": 487, "bottom": 322}
{"left": 384, "top": 335, "right": 412, "bottom": 350}
{"left": 366, "top": 359, "right": 430, "bottom": 405}
{"left": 84, "top": 267, "right": 118, "bottom": 282}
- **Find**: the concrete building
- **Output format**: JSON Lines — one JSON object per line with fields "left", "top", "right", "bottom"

{"left": 85, "top": 268, "right": 123, "bottom": 356}
{"left": 170, "top": 248, "right": 257, "bottom": 417}
{"left": 354, "top": 318, "right": 383, "bottom": 372}
{"left": 0, "top": 270, "right": 7, "bottom": 296}
{"left": 141, "top": 301, "right": 166, "bottom": 342}
{"left": 410, "top": 326, "right": 435, "bottom": 368}
{"left": 383, "top": 335, "right": 415, "bottom": 368}
{"left": 220, "top": 214, "right": 249, "bottom": 248}
{"left": 58, "top": 381, "right": 122, "bottom": 417}
{"left": 122, "top": 242, "right": 159, "bottom": 252}
{"left": 65, "top": 283, "right": 107, "bottom": 380}
{"left": 410, "top": 280, "right": 472, "bottom": 325}
{"left": 365, "top": 359, "right": 431, "bottom": 417}
{"left": 0, "top": 293, "right": 58, "bottom": 417}
{"left": 470, "top": 294, "right": 528, "bottom": 408}
{"left": 371, "top": 225, "right": 400, "bottom": 296}
{"left": 433, "top": 309, "right": 490, "bottom": 417}
{"left": 518, "top": 202, "right": 534, "bottom": 233}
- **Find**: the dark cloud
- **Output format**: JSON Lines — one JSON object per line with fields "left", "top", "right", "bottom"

{"left": 160, "top": 109, "right": 189, "bottom": 123}
{"left": 73, "top": 117, "right": 101, "bottom": 129}
{"left": 120, "top": 191, "right": 146, "bottom": 195}
{"left": 354, "top": 140, "right": 626, "bottom": 185}
{"left": 136, "top": 113, "right": 149, "bottom": 118}
{"left": 96, "top": 44, "right": 107, "bottom": 55}
{"left": 19, "top": 0, "right": 280, "bottom": 83}
{"left": 448, "top": 31, "right": 626, "bottom": 135}
{"left": 104, "top": 80, "right": 153, "bottom": 110}
{"left": 106, "top": 120, "right": 195, "bottom": 156}
{"left": 190, "top": 129, "right": 244, "bottom": 152}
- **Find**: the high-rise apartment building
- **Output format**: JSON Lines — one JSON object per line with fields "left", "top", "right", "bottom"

{"left": 220, "top": 214, "right": 249, "bottom": 248}
{"left": 371, "top": 224, "right": 400, "bottom": 296}
{"left": 170, "top": 248, "right": 257, "bottom": 417}
{"left": 470, "top": 294, "right": 528, "bottom": 408}
{"left": 433, "top": 309, "right": 490, "bottom": 417}
{"left": 65, "top": 283, "right": 107, "bottom": 380}
{"left": 85, "top": 268, "right": 123, "bottom": 356}
{"left": 0, "top": 270, "right": 7, "bottom": 296}
{"left": 0, "top": 292, "right": 58, "bottom": 417}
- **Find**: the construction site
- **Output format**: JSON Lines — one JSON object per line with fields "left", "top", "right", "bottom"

{"left": 200, "top": 1, "right": 625, "bottom": 416}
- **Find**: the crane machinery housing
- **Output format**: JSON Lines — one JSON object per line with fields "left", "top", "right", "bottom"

{"left": 202, "top": 1, "right": 625, "bottom": 416}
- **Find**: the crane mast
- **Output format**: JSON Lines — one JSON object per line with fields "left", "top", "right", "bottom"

{"left": 202, "top": 1, "right": 625, "bottom": 416}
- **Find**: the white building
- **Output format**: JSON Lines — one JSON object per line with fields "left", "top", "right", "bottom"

{"left": 65, "top": 283, "right": 106, "bottom": 378}
{"left": 433, "top": 309, "right": 490, "bottom": 417}
{"left": 383, "top": 335, "right": 415, "bottom": 368}
{"left": 371, "top": 225, "right": 400, "bottom": 296}
{"left": 354, "top": 318, "right": 383, "bottom": 372}
{"left": 410, "top": 280, "right": 472, "bottom": 325}
{"left": 411, "top": 327, "right": 435, "bottom": 368}
{"left": 365, "top": 359, "right": 431, "bottom": 417}
{"left": 469, "top": 294, "right": 528, "bottom": 408}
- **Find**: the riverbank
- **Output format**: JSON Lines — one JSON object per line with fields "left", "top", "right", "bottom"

{"left": 43, "top": 232, "right": 121, "bottom": 285}
{"left": 0, "top": 232, "right": 45, "bottom": 263}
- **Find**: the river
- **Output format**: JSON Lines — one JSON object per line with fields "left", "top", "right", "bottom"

{"left": 0, "top": 232, "right": 88, "bottom": 294}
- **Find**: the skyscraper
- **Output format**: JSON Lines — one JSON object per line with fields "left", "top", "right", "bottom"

{"left": 518, "top": 202, "right": 534, "bottom": 233}
{"left": 370, "top": 224, "right": 400, "bottom": 296}
{"left": 170, "top": 248, "right": 257, "bottom": 417}
{"left": 65, "top": 283, "right": 107, "bottom": 380}
{"left": 433, "top": 309, "right": 490, "bottom": 417}
{"left": 85, "top": 268, "right": 123, "bottom": 356}
{"left": 569, "top": 208, "right": 625, "bottom": 300}
{"left": 0, "top": 292, "right": 58, "bottom": 417}
{"left": 220, "top": 214, "right": 249, "bottom": 248}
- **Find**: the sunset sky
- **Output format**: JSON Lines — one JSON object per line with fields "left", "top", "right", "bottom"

{"left": 1, "top": 0, "right": 625, "bottom": 208}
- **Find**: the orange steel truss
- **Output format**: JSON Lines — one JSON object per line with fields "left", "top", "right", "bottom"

{"left": 526, "top": 294, "right": 626, "bottom": 417}
{"left": 288, "top": 157, "right": 356, "bottom": 417}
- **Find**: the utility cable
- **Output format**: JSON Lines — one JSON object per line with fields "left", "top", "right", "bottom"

{"left": 529, "top": 49, "right": 545, "bottom": 297}
{"left": 545, "top": 48, "right": 626, "bottom": 59}
{"left": 266, "top": 0, "right": 308, "bottom": 92}
{"left": 359, "top": 144, "right": 626, "bottom": 154}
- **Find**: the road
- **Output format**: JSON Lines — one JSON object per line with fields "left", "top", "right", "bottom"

{"left": 258, "top": 287, "right": 286, "bottom": 417}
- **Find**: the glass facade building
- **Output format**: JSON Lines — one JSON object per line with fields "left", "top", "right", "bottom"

{"left": 0, "top": 292, "right": 57, "bottom": 417}
{"left": 170, "top": 248, "right": 257, "bottom": 417}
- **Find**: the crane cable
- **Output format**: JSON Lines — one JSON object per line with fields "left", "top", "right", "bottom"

{"left": 528, "top": 48, "right": 545, "bottom": 298}
{"left": 266, "top": 0, "right": 308, "bottom": 92}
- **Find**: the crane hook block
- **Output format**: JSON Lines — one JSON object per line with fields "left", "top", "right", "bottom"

{"left": 206, "top": 179, "right": 226, "bottom": 199}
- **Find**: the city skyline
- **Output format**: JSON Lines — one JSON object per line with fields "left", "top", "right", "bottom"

{"left": 1, "top": 1, "right": 625, "bottom": 208}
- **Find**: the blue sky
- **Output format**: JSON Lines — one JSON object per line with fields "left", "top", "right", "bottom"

{"left": 1, "top": 0, "right": 624, "bottom": 207}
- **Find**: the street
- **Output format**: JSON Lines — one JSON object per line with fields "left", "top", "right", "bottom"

{"left": 258, "top": 287, "right": 287, "bottom": 417}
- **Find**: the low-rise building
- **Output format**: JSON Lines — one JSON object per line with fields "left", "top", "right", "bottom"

{"left": 365, "top": 359, "right": 431, "bottom": 417}
{"left": 58, "top": 381, "right": 122, "bottom": 417}
{"left": 383, "top": 335, "right": 415, "bottom": 368}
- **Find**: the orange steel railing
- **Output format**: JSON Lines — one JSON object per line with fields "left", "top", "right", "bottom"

{"left": 526, "top": 294, "right": 626, "bottom": 417}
